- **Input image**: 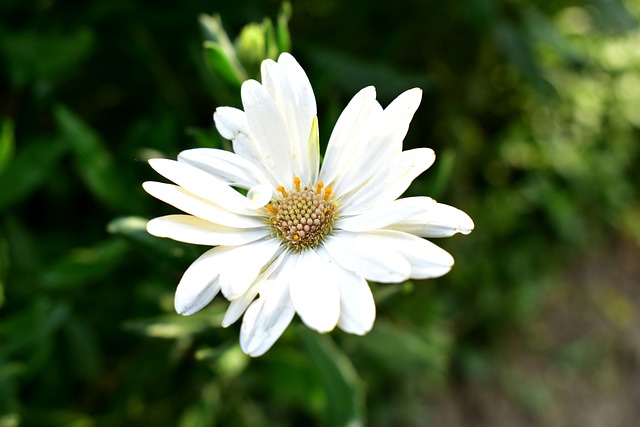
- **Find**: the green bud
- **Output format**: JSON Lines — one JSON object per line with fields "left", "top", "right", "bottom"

{"left": 236, "top": 22, "right": 268, "bottom": 75}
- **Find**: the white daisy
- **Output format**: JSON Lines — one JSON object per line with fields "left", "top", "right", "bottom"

{"left": 143, "top": 53, "right": 473, "bottom": 357}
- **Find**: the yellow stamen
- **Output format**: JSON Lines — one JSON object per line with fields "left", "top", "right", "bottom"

{"left": 277, "top": 186, "right": 287, "bottom": 198}
{"left": 266, "top": 205, "right": 276, "bottom": 213}
{"left": 316, "top": 182, "right": 324, "bottom": 194}
{"left": 324, "top": 186, "right": 333, "bottom": 200}
{"left": 293, "top": 234, "right": 299, "bottom": 241}
{"left": 294, "top": 177, "right": 301, "bottom": 192}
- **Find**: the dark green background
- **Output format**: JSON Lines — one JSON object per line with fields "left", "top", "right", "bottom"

{"left": 1, "top": 0, "right": 639, "bottom": 426}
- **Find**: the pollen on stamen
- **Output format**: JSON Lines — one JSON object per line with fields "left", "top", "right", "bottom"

{"left": 324, "top": 186, "right": 333, "bottom": 201}
{"left": 267, "top": 181, "right": 337, "bottom": 252}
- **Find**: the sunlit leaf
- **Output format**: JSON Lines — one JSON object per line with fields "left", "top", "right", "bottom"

{"left": 0, "top": 118, "right": 15, "bottom": 174}
{"left": 107, "top": 216, "right": 204, "bottom": 262}
{"left": 123, "top": 306, "right": 226, "bottom": 338}
{"left": 195, "top": 344, "right": 250, "bottom": 378}
{"left": 0, "top": 413, "right": 21, "bottom": 427}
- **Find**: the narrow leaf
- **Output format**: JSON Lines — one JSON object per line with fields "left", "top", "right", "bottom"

{"left": 41, "top": 239, "right": 129, "bottom": 289}
{"left": 0, "top": 118, "right": 15, "bottom": 174}
{"left": 276, "top": 2, "right": 293, "bottom": 53}
{"left": 300, "top": 328, "right": 365, "bottom": 427}
{"left": 0, "top": 137, "right": 68, "bottom": 212}
{"left": 203, "top": 41, "right": 246, "bottom": 87}
{"left": 54, "top": 105, "right": 129, "bottom": 210}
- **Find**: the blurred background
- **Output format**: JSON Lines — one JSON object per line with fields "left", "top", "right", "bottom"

{"left": 1, "top": 0, "right": 640, "bottom": 426}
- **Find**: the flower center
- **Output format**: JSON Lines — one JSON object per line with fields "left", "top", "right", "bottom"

{"left": 266, "top": 178, "right": 336, "bottom": 252}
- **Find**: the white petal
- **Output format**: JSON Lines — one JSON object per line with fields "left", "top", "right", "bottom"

{"left": 218, "top": 239, "right": 282, "bottom": 300}
{"left": 148, "top": 159, "right": 259, "bottom": 215}
{"left": 389, "top": 202, "right": 475, "bottom": 237}
{"left": 338, "top": 197, "right": 437, "bottom": 232}
{"left": 214, "top": 106, "right": 248, "bottom": 140}
{"left": 213, "top": 106, "right": 276, "bottom": 185}
{"left": 323, "top": 231, "right": 411, "bottom": 283}
{"left": 222, "top": 252, "right": 286, "bottom": 327}
{"left": 222, "top": 286, "right": 260, "bottom": 328}
{"left": 288, "top": 250, "right": 340, "bottom": 333}
{"left": 366, "top": 230, "right": 454, "bottom": 279}
{"left": 316, "top": 246, "right": 375, "bottom": 335}
{"left": 339, "top": 147, "right": 436, "bottom": 215}
{"left": 261, "top": 53, "right": 317, "bottom": 184}
{"left": 241, "top": 79, "right": 293, "bottom": 187}
{"left": 332, "top": 265, "right": 375, "bottom": 335}
{"left": 246, "top": 183, "right": 273, "bottom": 209}
{"left": 147, "top": 215, "right": 268, "bottom": 246}
{"left": 142, "top": 181, "right": 265, "bottom": 229}
{"left": 333, "top": 88, "right": 423, "bottom": 196}
{"left": 240, "top": 255, "right": 296, "bottom": 357}
{"left": 319, "top": 86, "right": 382, "bottom": 186}
{"left": 178, "top": 148, "right": 269, "bottom": 189}
{"left": 174, "top": 247, "right": 228, "bottom": 315}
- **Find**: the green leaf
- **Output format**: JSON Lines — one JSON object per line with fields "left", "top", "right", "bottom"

{"left": 0, "top": 118, "right": 15, "bottom": 174}
{"left": 262, "top": 18, "right": 279, "bottom": 60}
{"left": 107, "top": 216, "right": 203, "bottom": 262}
{"left": 588, "top": 0, "right": 638, "bottom": 32}
{"left": 203, "top": 41, "right": 245, "bottom": 88}
{"left": 195, "top": 344, "right": 249, "bottom": 378}
{"left": 0, "top": 413, "right": 21, "bottom": 427}
{"left": 62, "top": 315, "right": 102, "bottom": 381}
{"left": 426, "top": 148, "right": 456, "bottom": 199}
{"left": 199, "top": 13, "right": 247, "bottom": 84}
{"left": 0, "top": 299, "right": 70, "bottom": 358}
{"left": 0, "top": 136, "right": 69, "bottom": 212}
{"left": 123, "top": 305, "right": 226, "bottom": 339}
{"left": 185, "top": 126, "right": 224, "bottom": 149}
{"left": 300, "top": 329, "right": 364, "bottom": 427}
{"left": 41, "top": 239, "right": 128, "bottom": 289}
{"left": 0, "top": 29, "right": 94, "bottom": 87}
{"left": 0, "top": 234, "right": 8, "bottom": 309}
{"left": 356, "top": 320, "right": 451, "bottom": 376}
{"left": 276, "top": 2, "right": 293, "bottom": 53}
{"left": 308, "top": 48, "right": 431, "bottom": 101}
{"left": 54, "top": 105, "right": 129, "bottom": 211}
{"left": 371, "top": 280, "right": 414, "bottom": 306}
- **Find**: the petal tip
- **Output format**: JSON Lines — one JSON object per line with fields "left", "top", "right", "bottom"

{"left": 455, "top": 212, "right": 475, "bottom": 235}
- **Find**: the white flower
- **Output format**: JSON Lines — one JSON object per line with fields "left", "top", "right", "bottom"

{"left": 143, "top": 53, "right": 473, "bottom": 357}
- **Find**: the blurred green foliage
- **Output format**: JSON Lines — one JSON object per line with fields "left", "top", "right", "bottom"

{"left": 1, "top": 0, "right": 639, "bottom": 426}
